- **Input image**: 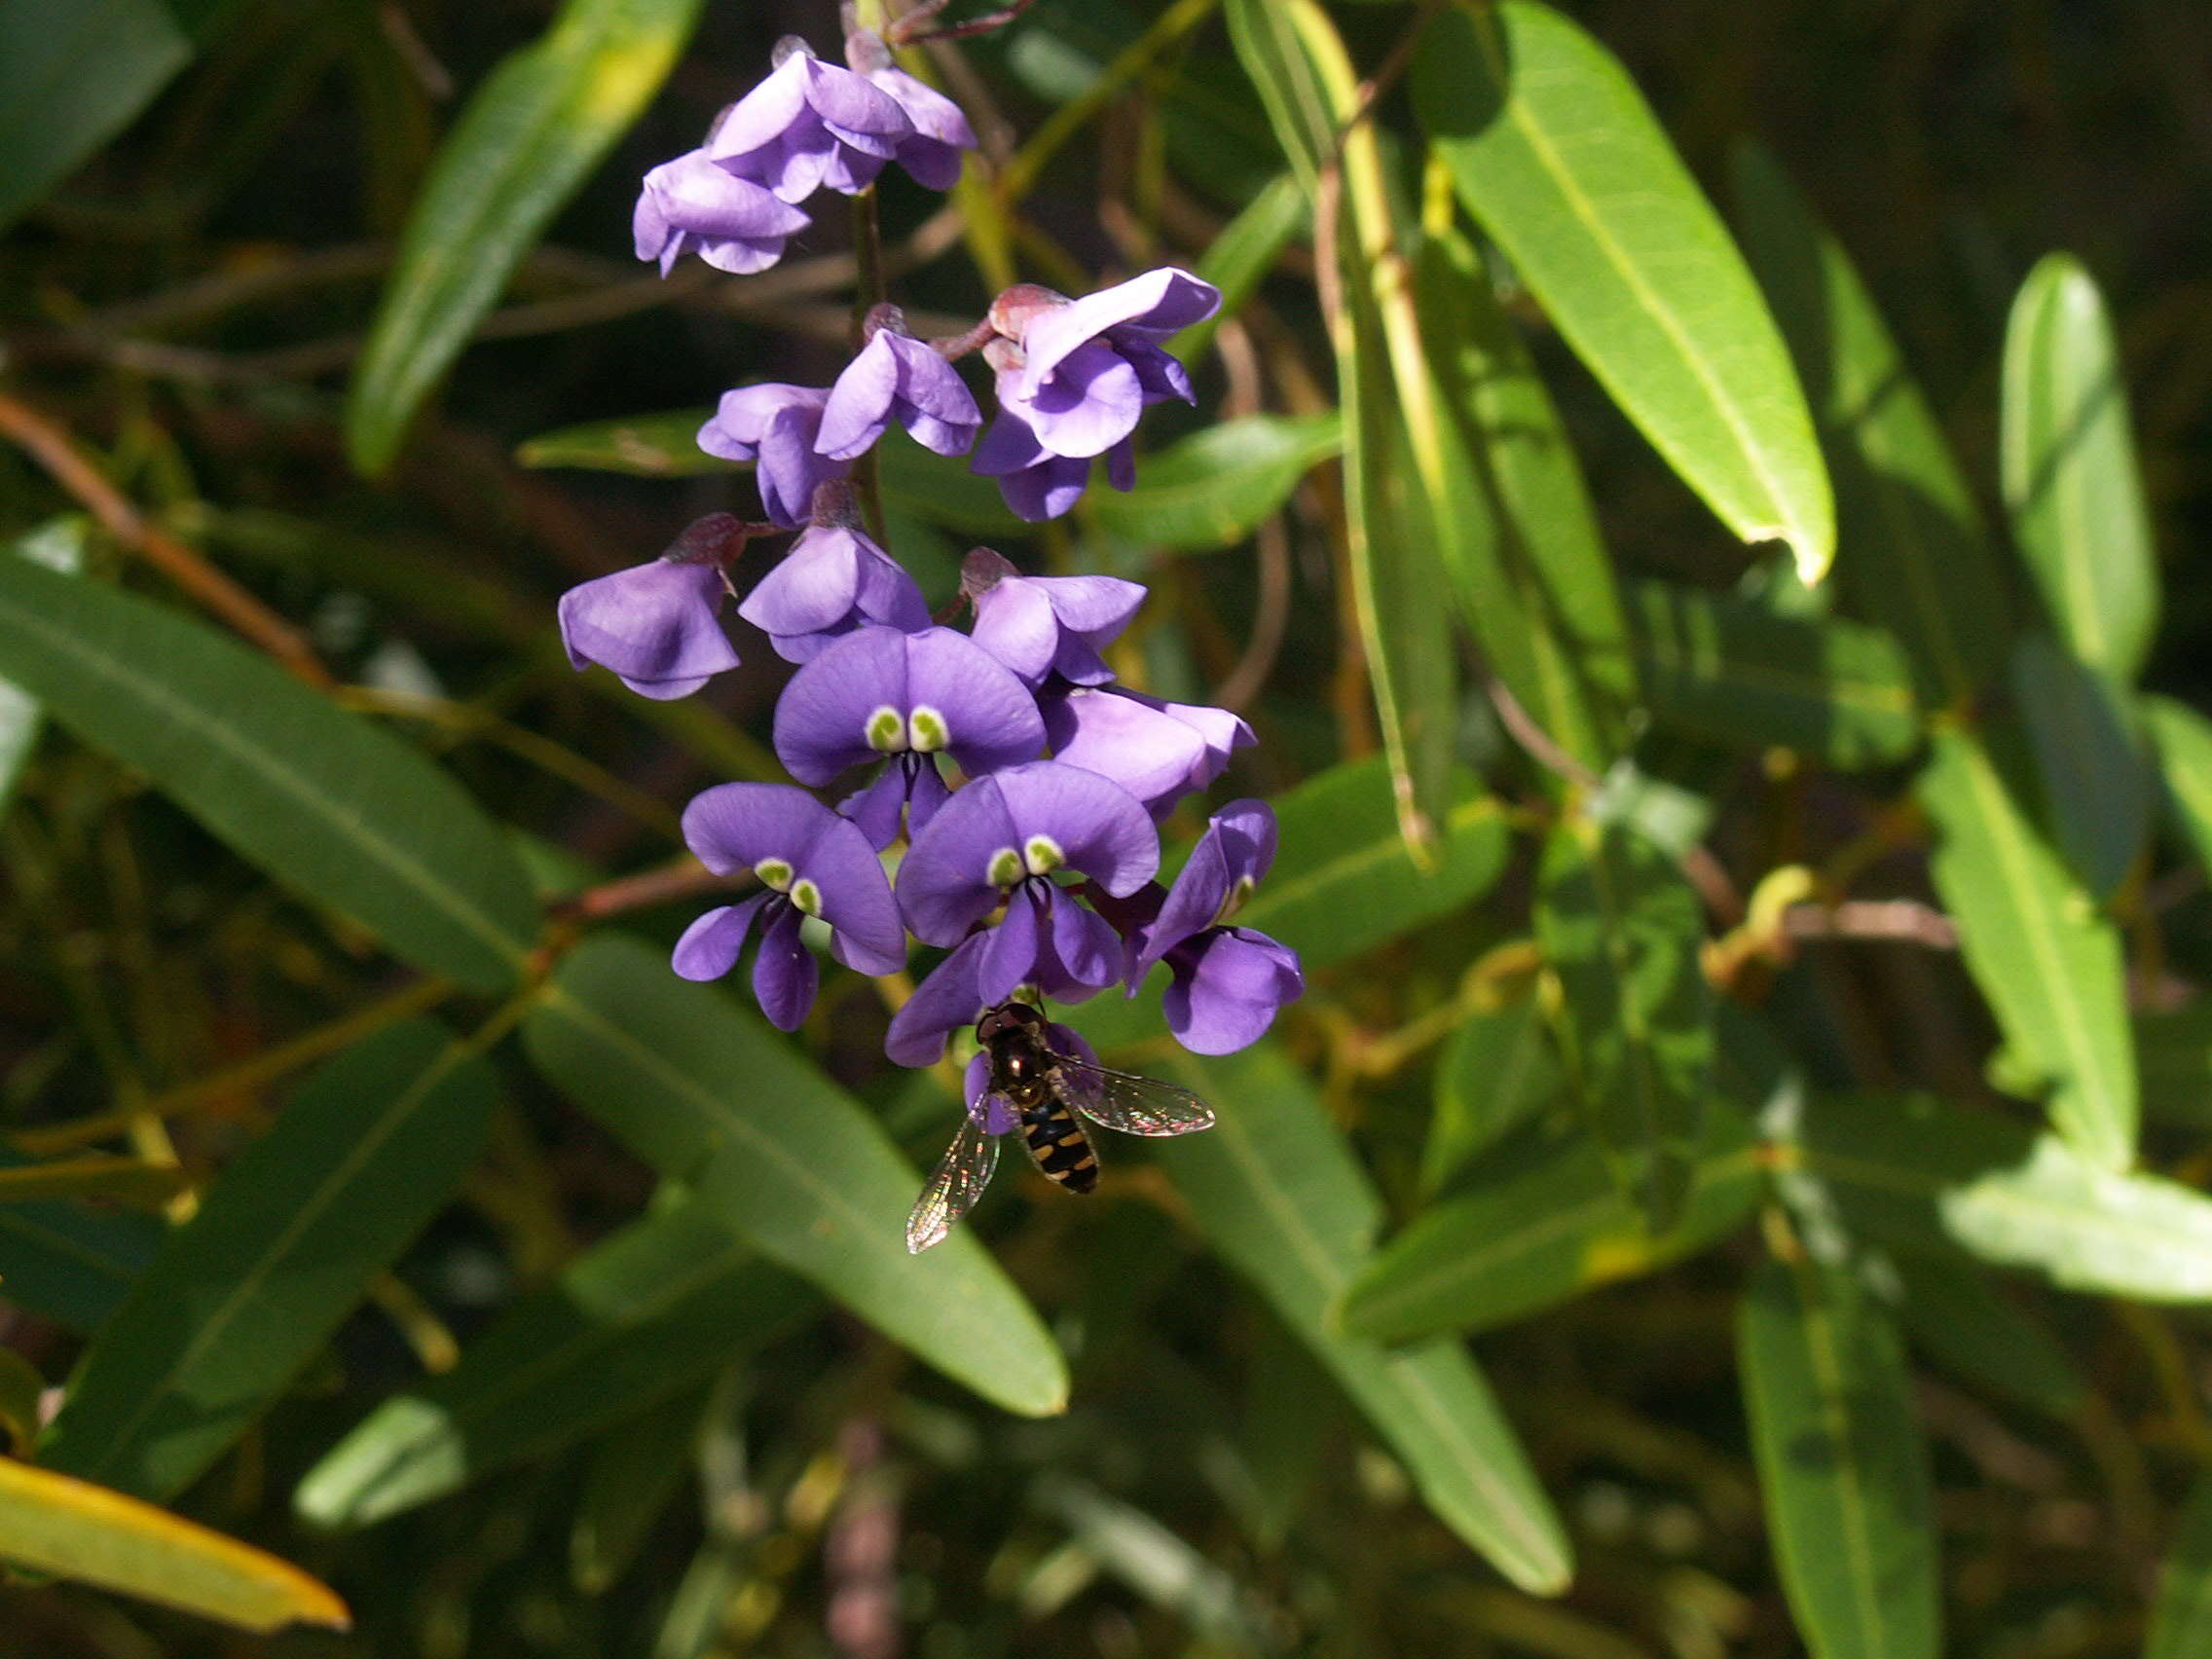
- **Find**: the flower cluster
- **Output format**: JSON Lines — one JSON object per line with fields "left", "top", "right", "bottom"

{"left": 562, "top": 17, "right": 1301, "bottom": 1084}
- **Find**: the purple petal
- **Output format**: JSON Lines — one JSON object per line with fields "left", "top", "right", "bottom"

{"left": 756, "top": 405, "right": 848, "bottom": 527}
{"left": 775, "top": 627, "right": 913, "bottom": 786}
{"left": 635, "top": 152, "right": 809, "bottom": 267}
{"left": 680, "top": 781, "right": 836, "bottom": 875}
{"left": 904, "top": 751, "right": 951, "bottom": 838}
{"left": 557, "top": 559, "right": 738, "bottom": 700}
{"left": 1162, "top": 927, "right": 1303, "bottom": 1054}
{"left": 673, "top": 892, "right": 774, "bottom": 981}
{"left": 896, "top": 773, "right": 1022, "bottom": 945}
{"left": 1042, "top": 686, "right": 1211, "bottom": 809}
{"left": 886, "top": 932, "right": 992, "bottom": 1065}
{"left": 1017, "top": 342, "right": 1144, "bottom": 459}
{"left": 977, "top": 883, "right": 1045, "bottom": 1004}
{"left": 1049, "top": 893, "right": 1123, "bottom": 990}
{"left": 752, "top": 902, "right": 820, "bottom": 1030}
{"left": 903, "top": 627, "right": 1048, "bottom": 776}
{"left": 815, "top": 334, "right": 901, "bottom": 461}
{"left": 968, "top": 579, "right": 1060, "bottom": 684}
{"left": 1014, "top": 268, "right": 1221, "bottom": 397}
{"left": 972, "top": 412, "right": 1094, "bottom": 521}
{"left": 987, "top": 760, "right": 1160, "bottom": 896}
{"left": 796, "top": 54, "right": 912, "bottom": 142}
{"left": 774, "top": 627, "right": 1041, "bottom": 789}
{"left": 706, "top": 55, "right": 813, "bottom": 162}
{"left": 739, "top": 526, "right": 864, "bottom": 636}
{"left": 1121, "top": 341, "right": 1195, "bottom": 405}
{"left": 851, "top": 539, "right": 930, "bottom": 631}
{"left": 869, "top": 66, "right": 976, "bottom": 190}
{"left": 839, "top": 762, "right": 907, "bottom": 851}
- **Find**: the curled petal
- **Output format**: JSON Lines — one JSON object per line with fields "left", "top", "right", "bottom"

{"left": 672, "top": 892, "right": 774, "bottom": 981}
{"left": 971, "top": 411, "right": 1095, "bottom": 522}
{"left": 1013, "top": 268, "right": 1220, "bottom": 398}
{"left": 886, "top": 931, "right": 993, "bottom": 1066}
{"left": 739, "top": 525, "right": 927, "bottom": 659}
{"left": 752, "top": 902, "right": 820, "bottom": 1030}
{"left": 867, "top": 66, "right": 976, "bottom": 190}
{"left": 977, "top": 882, "right": 1046, "bottom": 1005}
{"left": 1162, "top": 926, "right": 1303, "bottom": 1054}
{"left": 1048, "top": 892, "right": 1124, "bottom": 990}
{"left": 1011, "top": 340, "right": 1143, "bottom": 459}
{"left": 818, "top": 333, "right": 980, "bottom": 461}
{"left": 634, "top": 151, "right": 810, "bottom": 276}
{"left": 1138, "top": 799, "right": 1278, "bottom": 972}
{"left": 680, "top": 784, "right": 904, "bottom": 975}
{"left": 558, "top": 558, "right": 739, "bottom": 700}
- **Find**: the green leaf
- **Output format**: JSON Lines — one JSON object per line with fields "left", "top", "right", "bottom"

{"left": 1165, "top": 171, "right": 1309, "bottom": 366}
{"left": 0, "top": 517, "right": 88, "bottom": 812}
{"left": 521, "top": 935, "right": 1068, "bottom": 1418}
{"left": 2150, "top": 1474, "right": 2212, "bottom": 1659}
{"left": 0, "top": 0, "right": 189, "bottom": 235}
{"left": 347, "top": 0, "right": 705, "bottom": 473}
{"left": 1737, "top": 1258, "right": 1941, "bottom": 1659}
{"left": 40, "top": 1021, "right": 498, "bottom": 1501}
{"left": 1535, "top": 819, "right": 1713, "bottom": 1228}
{"left": 1917, "top": 726, "right": 2136, "bottom": 1169}
{"left": 297, "top": 1196, "right": 807, "bottom": 1529}
{"left": 1417, "top": 2, "right": 1832, "bottom": 582}
{"left": 1885, "top": 1250, "right": 2084, "bottom": 1420}
{"left": 1415, "top": 223, "right": 1638, "bottom": 772}
{"left": 1343, "top": 1106, "right": 1760, "bottom": 1344}
{"left": 0, "top": 559, "right": 540, "bottom": 991}
{"left": 2143, "top": 695, "right": 2212, "bottom": 880}
{"left": 2001, "top": 253, "right": 2158, "bottom": 682}
{"left": 1730, "top": 141, "right": 2010, "bottom": 709}
{"left": 1627, "top": 578, "right": 1921, "bottom": 767}
{"left": 1792, "top": 1092, "right": 2212, "bottom": 1302}
{"left": 0, "top": 1146, "right": 161, "bottom": 1335}
{"left": 1420, "top": 995, "right": 1563, "bottom": 1196}
{"left": 1090, "top": 415, "right": 1342, "bottom": 551}
{"left": 2008, "top": 634, "right": 2152, "bottom": 899}
{"left": 0, "top": 1459, "right": 349, "bottom": 1634}
{"left": 1154, "top": 1041, "right": 1572, "bottom": 1593}
{"left": 571, "top": 1383, "right": 708, "bottom": 1593}
{"left": 515, "top": 408, "right": 728, "bottom": 477}
{"left": 0, "top": 1157, "right": 188, "bottom": 1207}
{"left": 2136, "top": 1002, "right": 2212, "bottom": 1133}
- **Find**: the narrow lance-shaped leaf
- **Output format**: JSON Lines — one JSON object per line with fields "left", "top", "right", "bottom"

{"left": 571, "top": 1382, "right": 711, "bottom": 1594}
{"left": 0, "top": 0, "right": 189, "bottom": 235}
{"left": 1151, "top": 1041, "right": 1573, "bottom": 1594}
{"left": 1421, "top": 995, "right": 1563, "bottom": 1197}
{"left": 1416, "top": 2, "right": 1833, "bottom": 582}
{"left": 1885, "top": 1249, "right": 2084, "bottom": 1421}
{"left": 1344, "top": 1106, "right": 1760, "bottom": 1345}
{"left": 2001, "top": 253, "right": 2158, "bottom": 682}
{"left": 0, "top": 516, "right": 87, "bottom": 812}
{"left": 0, "top": 558, "right": 540, "bottom": 991}
{"left": 1164, "top": 171, "right": 1309, "bottom": 366}
{"left": 1627, "top": 578, "right": 1921, "bottom": 769}
{"left": 1730, "top": 141, "right": 2010, "bottom": 709}
{"left": 522, "top": 935, "right": 1068, "bottom": 1419}
{"left": 2007, "top": 633, "right": 2153, "bottom": 900}
{"left": 1737, "top": 1257, "right": 1941, "bottom": 1659}
{"left": 347, "top": 0, "right": 705, "bottom": 473}
{"left": 2142, "top": 695, "right": 2212, "bottom": 883}
{"left": 41, "top": 1020, "right": 498, "bottom": 1501}
{"left": 297, "top": 1195, "right": 810, "bottom": 1529}
{"left": 2150, "top": 1474, "right": 2212, "bottom": 1659}
{"left": 1917, "top": 726, "right": 2136, "bottom": 1170}
{"left": 1090, "top": 415, "right": 1342, "bottom": 552}
{"left": 0, "top": 1144, "right": 161, "bottom": 1336}
{"left": 1535, "top": 818, "right": 1712, "bottom": 1229}
{"left": 1416, "top": 218, "right": 1638, "bottom": 772}
{"left": 0, "top": 1459, "right": 349, "bottom": 1635}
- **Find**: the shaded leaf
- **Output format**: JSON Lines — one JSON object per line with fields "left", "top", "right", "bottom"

{"left": 1535, "top": 819, "right": 1712, "bottom": 1228}
{"left": 347, "top": 0, "right": 705, "bottom": 472}
{"left": 1345, "top": 1105, "right": 1759, "bottom": 1344}
{"left": 0, "top": 1157, "right": 189, "bottom": 1208}
{"left": 1918, "top": 726, "right": 2136, "bottom": 1169}
{"left": 0, "top": 1458, "right": 349, "bottom": 1634}
{"left": 1737, "top": 1257, "right": 1940, "bottom": 1659}
{"left": 2136, "top": 1001, "right": 2212, "bottom": 1133}
{"left": 1627, "top": 578, "right": 1921, "bottom": 767}
{"left": 0, "top": 558, "right": 540, "bottom": 991}
{"left": 2150, "top": 1474, "right": 2212, "bottom": 1659}
{"left": 2001, "top": 253, "right": 2158, "bottom": 682}
{"left": 515, "top": 408, "right": 727, "bottom": 478}
{"left": 0, "top": 1145, "right": 161, "bottom": 1336}
{"left": 2008, "top": 633, "right": 2152, "bottom": 899}
{"left": 1886, "top": 1250, "right": 2083, "bottom": 1420}
{"left": 1091, "top": 415, "right": 1342, "bottom": 551}
{"left": 571, "top": 1383, "right": 708, "bottom": 1593}
{"left": 41, "top": 1021, "right": 498, "bottom": 1500}
{"left": 0, "top": 0, "right": 189, "bottom": 235}
{"left": 0, "top": 517, "right": 88, "bottom": 812}
{"left": 298, "top": 1196, "right": 806, "bottom": 1528}
{"left": 1731, "top": 140, "right": 2009, "bottom": 708}
{"left": 1418, "top": 2, "right": 1832, "bottom": 581}
{"left": 1154, "top": 1041, "right": 1572, "bottom": 1593}
{"left": 522, "top": 935, "right": 1068, "bottom": 1418}
{"left": 1421, "top": 995, "right": 1563, "bottom": 1197}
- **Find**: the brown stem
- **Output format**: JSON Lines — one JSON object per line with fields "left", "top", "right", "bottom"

{"left": 0, "top": 390, "right": 332, "bottom": 688}
{"left": 549, "top": 856, "right": 746, "bottom": 922}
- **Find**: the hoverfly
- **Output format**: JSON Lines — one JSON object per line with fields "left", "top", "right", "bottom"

{"left": 904, "top": 1002, "right": 1215, "bottom": 1252}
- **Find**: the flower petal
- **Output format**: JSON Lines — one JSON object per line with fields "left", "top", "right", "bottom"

{"left": 1137, "top": 799, "right": 1277, "bottom": 971}
{"left": 680, "top": 781, "right": 836, "bottom": 875}
{"left": 672, "top": 891, "right": 775, "bottom": 981}
{"left": 815, "top": 333, "right": 903, "bottom": 460}
{"left": 903, "top": 627, "right": 1047, "bottom": 777}
{"left": 896, "top": 773, "right": 1022, "bottom": 945}
{"left": 1048, "top": 891, "right": 1123, "bottom": 989}
{"left": 1014, "top": 268, "right": 1220, "bottom": 396}
{"left": 752, "top": 902, "right": 820, "bottom": 1030}
{"left": 968, "top": 578, "right": 1060, "bottom": 684}
{"left": 557, "top": 558, "right": 738, "bottom": 700}
{"left": 1018, "top": 342, "right": 1143, "bottom": 459}
{"left": 977, "top": 883, "right": 1044, "bottom": 1004}
{"left": 738, "top": 525, "right": 864, "bottom": 636}
{"left": 1162, "top": 927, "right": 1303, "bottom": 1054}
{"left": 1042, "top": 686, "right": 1209, "bottom": 809}
{"left": 886, "top": 932, "right": 992, "bottom": 1065}
{"left": 986, "top": 759, "right": 1160, "bottom": 896}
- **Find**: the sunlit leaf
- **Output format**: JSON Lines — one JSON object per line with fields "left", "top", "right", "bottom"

{"left": 2150, "top": 1474, "right": 2212, "bottom": 1659}
{"left": 1417, "top": 2, "right": 1832, "bottom": 582}
{"left": 298, "top": 1196, "right": 807, "bottom": 1528}
{"left": 1730, "top": 141, "right": 2009, "bottom": 709}
{"left": 522, "top": 935, "right": 1068, "bottom": 1418}
{"left": 1154, "top": 1041, "right": 1573, "bottom": 1594}
{"left": 1345, "top": 1105, "right": 1759, "bottom": 1344}
{"left": 0, "top": 1458, "right": 349, "bottom": 1634}
{"left": 2143, "top": 695, "right": 2212, "bottom": 881}
{"left": 1627, "top": 578, "right": 1921, "bottom": 767}
{"left": 347, "top": 0, "right": 705, "bottom": 472}
{"left": 0, "top": 559, "right": 540, "bottom": 991}
{"left": 0, "top": 517, "right": 87, "bottom": 813}
{"left": 2008, "top": 633, "right": 2152, "bottom": 899}
{"left": 1535, "top": 819, "right": 1712, "bottom": 1228}
{"left": 2001, "top": 253, "right": 2158, "bottom": 682}
{"left": 1166, "top": 171, "right": 1309, "bottom": 366}
{"left": 1918, "top": 726, "right": 2136, "bottom": 1169}
{"left": 1091, "top": 415, "right": 1341, "bottom": 551}
{"left": 1738, "top": 1257, "right": 1940, "bottom": 1659}
{"left": 1421, "top": 995, "right": 1563, "bottom": 1197}
{"left": 41, "top": 1021, "right": 498, "bottom": 1500}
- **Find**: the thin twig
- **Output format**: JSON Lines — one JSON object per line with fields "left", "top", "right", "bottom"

{"left": 0, "top": 391, "right": 332, "bottom": 687}
{"left": 1783, "top": 899, "right": 1960, "bottom": 949}
{"left": 548, "top": 856, "right": 743, "bottom": 922}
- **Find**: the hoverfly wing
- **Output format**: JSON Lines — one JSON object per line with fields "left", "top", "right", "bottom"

{"left": 904, "top": 1116, "right": 1002, "bottom": 1254}
{"left": 1051, "top": 1056, "right": 1216, "bottom": 1137}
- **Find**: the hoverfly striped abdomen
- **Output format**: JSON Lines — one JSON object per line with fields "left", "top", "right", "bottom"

{"left": 1019, "top": 1096, "right": 1099, "bottom": 1193}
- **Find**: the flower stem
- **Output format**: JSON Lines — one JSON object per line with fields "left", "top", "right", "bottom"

{"left": 850, "top": 184, "right": 891, "bottom": 544}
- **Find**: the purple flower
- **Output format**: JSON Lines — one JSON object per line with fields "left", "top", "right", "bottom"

{"left": 633, "top": 150, "right": 812, "bottom": 276}
{"left": 971, "top": 393, "right": 1134, "bottom": 522}
{"left": 1136, "top": 801, "right": 1277, "bottom": 972}
{"left": 1129, "top": 803, "right": 1303, "bottom": 1054}
{"left": 984, "top": 270, "right": 1220, "bottom": 459}
{"left": 773, "top": 626, "right": 1045, "bottom": 847}
{"left": 698, "top": 385, "right": 850, "bottom": 528}
{"left": 672, "top": 784, "right": 907, "bottom": 1030}
{"left": 962, "top": 548, "right": 1143, "bottom": 687}
{"left": 864, "top": 66, "right": 977, "bottom": 190}
{"left": 556, "top": 519, "right": 744, "bottom": 700}
{"left": 817, "top": 324, "right": 981, "bottom": 461}
{"left": 737, "top": 524, "right": 928, "bottom": 663}
{"left": 1041, "top": 685, "right": 1254, "bottom": 814}
{"left": 707, "top": 40, "right": 912, "bottom": 203}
